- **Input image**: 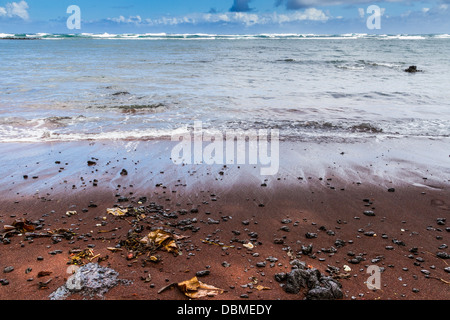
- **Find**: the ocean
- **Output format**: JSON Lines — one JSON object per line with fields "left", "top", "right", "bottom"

{"left": 1, "top": 33, "right": 449, "bottom": 143}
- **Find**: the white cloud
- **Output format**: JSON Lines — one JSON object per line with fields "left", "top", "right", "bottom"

{"left": 109, "top": 15, "right": 142, "bottom": 24}
{"left": 278, "top": 0, "right": 423, "bottom": 10}
{"left": 272, "top": 8, "right": 329, "bottom": 23}
{"left": 108, "top": 9, "right": 329, "bottom": 27}
{"left": 0, "top": 1, "right": 29, "bottom": 20}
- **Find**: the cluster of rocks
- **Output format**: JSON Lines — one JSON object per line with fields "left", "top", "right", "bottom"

{"left": 275, "top": 260, "right": 343, "bottom": 300}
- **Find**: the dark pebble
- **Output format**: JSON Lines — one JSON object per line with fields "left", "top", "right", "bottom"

{"left": 305, "top": 232, "right": 318, "bottom": 239}
{"left": 0, "top": 279, "right": 9, "bottom": 286}
{"left": 196, "top": 270, "right": 210, "bottom": 277}
{"left": 3, "top": 266, "right": 14, "bottom": 273}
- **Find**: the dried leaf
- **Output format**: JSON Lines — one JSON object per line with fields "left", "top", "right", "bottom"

{"left": 140, "top": 229, "right": 182, "bottom": 255}
{"left": 256, "top": 285, "right": 271, "bottom": 291}
{"left": 107, "top": 208, "right": 128, "bottom": 216}
{"left": 243, "top": 242, "right": 254, "bottom": 249}
{"left": 12, "top": 218, "right": 35, "bottom": 232}
{"left": 177, "top": 277, "right": 224, "bottom": 299}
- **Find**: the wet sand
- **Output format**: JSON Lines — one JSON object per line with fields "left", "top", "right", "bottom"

{"left": 0, "top": 139, "right": 449, "bottom": 300}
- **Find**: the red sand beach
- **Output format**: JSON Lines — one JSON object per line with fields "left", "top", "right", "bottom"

{"left": 0, "top": 139, "right": 449, "bottom": 300}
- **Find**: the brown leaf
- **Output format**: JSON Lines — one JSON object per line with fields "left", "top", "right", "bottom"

{"left": 177, "top": 276, "right": 224, "bottom": 299}
{"left": 256, "top": 285, "right": 271, "bottom": 291}
{"left": 140, "top": 229, "right": 183, "bottom": 255}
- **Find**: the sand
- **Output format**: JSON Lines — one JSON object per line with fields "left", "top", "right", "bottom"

{"left": 0, "top": 138, "right": 448, "bottom": 300}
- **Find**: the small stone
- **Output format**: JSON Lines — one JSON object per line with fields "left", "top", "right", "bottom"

{"left": 305, "top": 232, "right": 318, "bottom": 239}
{"left": 0, "top": 279, "right": 9, "bottom": 286}
{"left": 3, "top": 266, "right": 14, "bottom": 273}
{"left": 436, "top": 252, "right": 449, "bottom": 259}
{"left": 256, "top": 262, "right": 266, "bottom": 268}
{"left": 274, "top": 272, "right": 286, "bottom": 282}
{"left": 421, "top": 269, "right": 430, "bottom": 275}
{"left": 387, "top": 188, "right": 395, "bottom": 192}
{"left": 196, "top": 270, "right": 210, "bottom": 277}
{"left": 363, "top": 211, "right": 376, "bottom": 217}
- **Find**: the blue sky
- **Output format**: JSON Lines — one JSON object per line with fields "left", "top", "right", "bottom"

{"left": 0, "top": 0, "right": 449, "bottom": 34}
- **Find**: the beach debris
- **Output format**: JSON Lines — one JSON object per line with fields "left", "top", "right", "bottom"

{"left": 201, "top": 239, "right": 234, "bottom": 249}
{"left": 23, "top": 228, "right": 76, "bottom": 240}
{"left": 243, "top": 242, "right": 254, "bottom": 250}
{"left": 277, "top": 259, "right": 343, "bottom": 300}
{"left": 119, "top": 228, "right": 185, "bottom": 260}
{"left": 2, "top": 218, "right": 35, "bottom": 237}
{"left": 38, "top": 278, "right": 53, "bottom": 290}
{"left": 49, "top": 263, "right": 128, "bottom": 300}
{"left": 140, "top": 229, "right": 184, "bottom": 255}
{"left": 37, "top": 271, "right": 52, "bottom": 278}
{"left": 68, "top": 248, "right": 103, "bottom": 266}
{"left": 107, "top": 207, "right": 128, "bottom": 216}
{"left": 158, "top": 276, "right": 224, "bottom": 299}
{"left": 256, "top": 285, "right": 271, "bottom": 291}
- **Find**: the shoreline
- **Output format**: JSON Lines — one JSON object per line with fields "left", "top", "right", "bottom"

{"left": 0, "top": 139, "right": 449, "bottom": 300}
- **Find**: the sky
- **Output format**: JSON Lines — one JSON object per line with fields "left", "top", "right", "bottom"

{"left": 0, "top": 0, "right": 449, "bottom": 34}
